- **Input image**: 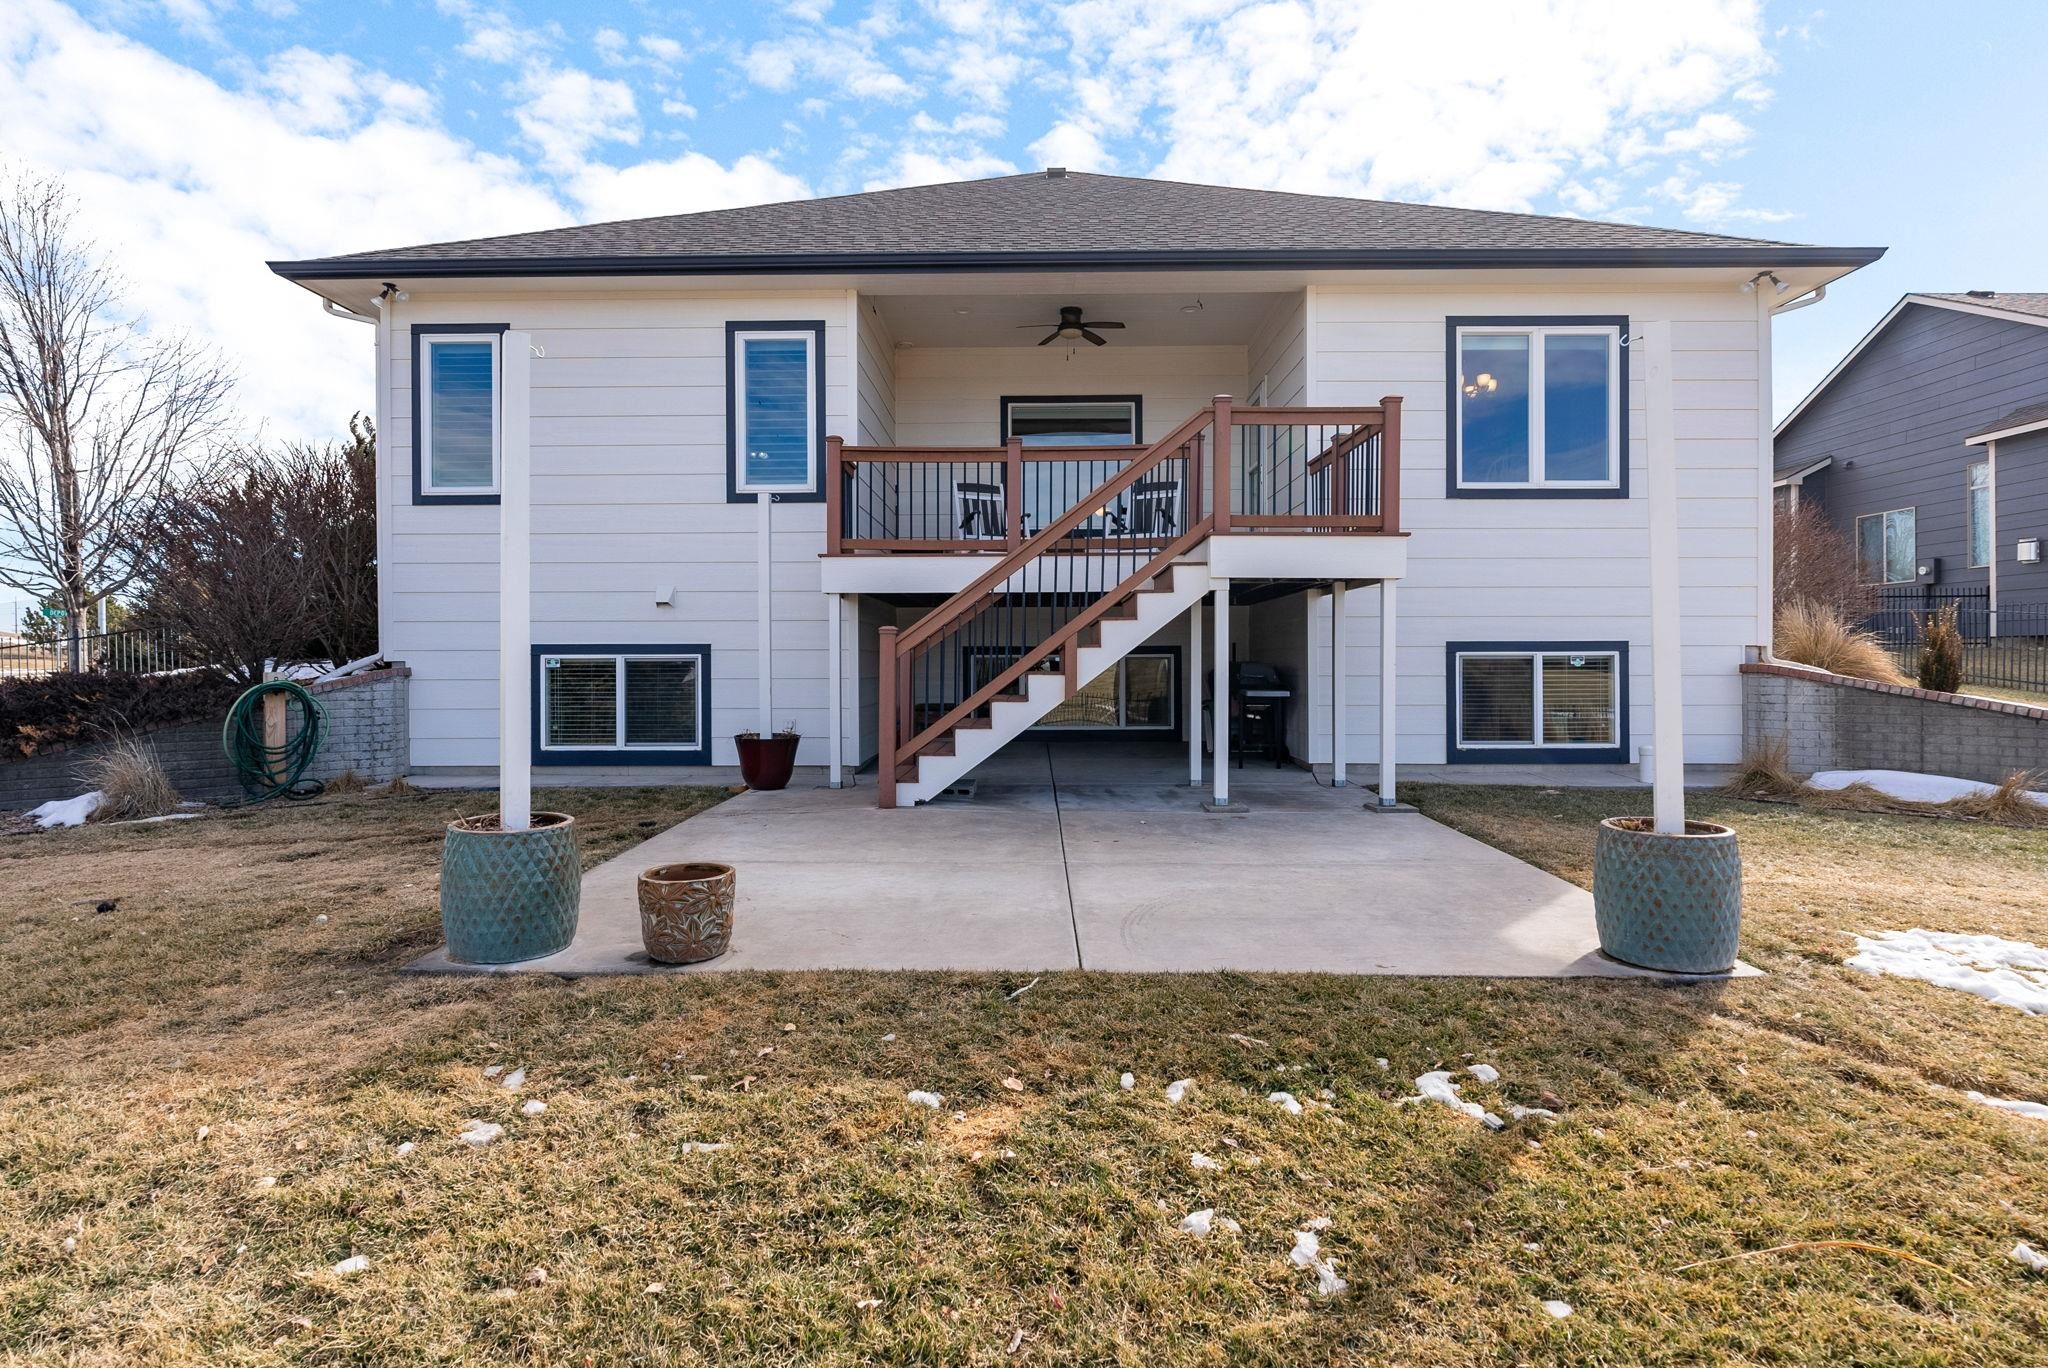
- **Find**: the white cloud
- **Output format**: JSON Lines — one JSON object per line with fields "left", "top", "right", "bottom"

{"left": 862, "top": 147, "right": 1016, "bottom": 191}
{"left": 512, "top": 64, "right": 640, "bottom": 170}
{"left": 1649, "top": 173, "right": 1795, "bottom": 224}
{"left": 0, "top": 0, "right": 808, "bottom": 441}
{"left": 639, "top": 35, "right": 686, "bottom": 66}
{"left": 1026, "top": 121, "right": 1112, "bottom": 173}
{"left": 741, "top": 33, "right": 916, "bottom": 102}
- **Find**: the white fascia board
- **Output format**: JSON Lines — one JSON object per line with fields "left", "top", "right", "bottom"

{"left": 1966, "top": 416, "right": 2048, "bottom": 446}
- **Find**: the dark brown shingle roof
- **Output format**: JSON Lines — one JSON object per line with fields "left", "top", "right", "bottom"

{"left": 270, "top": 170, "right": 1882, "bottom": 279}
{"left": 1970, "top": 399, "right": 2048, "bottom": 440}
{"left": 1919, "top": 292, "right": 2048, "bottom": 320}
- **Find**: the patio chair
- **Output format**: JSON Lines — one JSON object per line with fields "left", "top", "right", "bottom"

{"left": 953, "top": 480, "right": 1004, "bottom": 540}
{"left": 1126, "top": 477, "right": 1180, "bottom": 537}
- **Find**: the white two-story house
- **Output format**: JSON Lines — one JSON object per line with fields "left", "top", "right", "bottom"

{"left": 270, "top": 171, "right": 1879, "bottom": 806}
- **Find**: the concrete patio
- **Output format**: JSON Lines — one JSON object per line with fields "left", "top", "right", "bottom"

{"left": 411, "top": 742, "right": 1754, "bottom": 979}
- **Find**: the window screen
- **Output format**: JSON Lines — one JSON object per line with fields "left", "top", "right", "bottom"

{"left": 625, "top": 658, "right": 699, "bottom": 746}
{"left": 425, "top": 338, "right": 497, "bottom": 490}
{"left": 1540, "top": 654, "right": 1616, "bottom": 744}
{"left": 736, "top": 333, "right": 814, "bottom": 491}
{"left": 1458, "top": 655, "right": 1536, "bottom": 744}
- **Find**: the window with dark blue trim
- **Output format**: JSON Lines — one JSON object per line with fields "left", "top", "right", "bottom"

{"left": 1444, "top": 641, "right": 1629, "bottom": 764}
{"left": 411, "top": 323, "right": 509, "bottom": 505}
{"left": 1446, "top": 316, "right": 1628, "bottom": 500}
{"left": 727, "top": 320, "right": 825, "bottom": 502}
{"left": 531, "top": 644, "right": 713, "bottom": 766}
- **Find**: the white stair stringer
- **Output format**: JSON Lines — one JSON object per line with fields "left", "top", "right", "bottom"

{"left": 893, "top": 560, "right": 1214, "bottom": 805}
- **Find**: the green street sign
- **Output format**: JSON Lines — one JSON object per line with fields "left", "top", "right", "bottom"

{"left": 38, "top": 607, "right": 64, "bottom": 619}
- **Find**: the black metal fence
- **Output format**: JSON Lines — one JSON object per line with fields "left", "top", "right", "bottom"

{"left": 1869, "top": 586, "right": 2048, "bottom": 695}
{"left": 0, "top": 627, "right": 195, "bottom": 679}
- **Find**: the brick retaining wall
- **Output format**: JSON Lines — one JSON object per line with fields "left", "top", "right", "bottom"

{"left": 1740, "top": 661, "right": 2048, "bottom": 784}
{"left": 0, "top": 666, "right": 410, "bottom": 810}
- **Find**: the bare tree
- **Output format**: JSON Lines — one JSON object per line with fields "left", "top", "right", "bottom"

{"left": 1774, "top": 500, "right": 1874, "bottom": 625}
{"left": 0, "top": 170, "right": 233, "bottom": 667}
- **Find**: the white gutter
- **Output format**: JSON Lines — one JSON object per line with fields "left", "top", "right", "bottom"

{"left": 323, "top": 297, "right": 378, "bottom": 325}
{"left": 1771, "top": 283, "right": 1826, "bottom": 315}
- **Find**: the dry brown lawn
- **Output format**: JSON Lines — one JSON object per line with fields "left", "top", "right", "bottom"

{"left": 1, "top": 782, "right": 2045, "bottom": 1364}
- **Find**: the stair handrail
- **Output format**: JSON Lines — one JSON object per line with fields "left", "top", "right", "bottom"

{"left": 891, "top": 402, "right": 1219, "bottom": 658}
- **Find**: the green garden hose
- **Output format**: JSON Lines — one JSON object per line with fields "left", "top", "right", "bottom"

{"left": 222, "top": 680, "right": 328, "bottom": 802}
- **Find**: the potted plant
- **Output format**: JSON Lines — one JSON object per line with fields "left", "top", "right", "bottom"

{"left": 440, "top": 811, "right": 581, "bottom": 963}
{"left": 1593, "top": 817, "right": 1742, "bottom": 974}
{"left": 639, "top": 861, "right": 737, "bottom": 964}
{"left": 734, "top": 722, "right": 800, "bottom": 791}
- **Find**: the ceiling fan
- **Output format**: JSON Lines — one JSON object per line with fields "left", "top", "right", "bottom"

{"left": 1018, "top": 304, "right": 1125, "bottom": 347}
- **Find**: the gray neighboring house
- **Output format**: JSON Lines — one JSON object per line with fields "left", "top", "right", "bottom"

{"left": 1774, "top": 291, "right": 2048, "bottom": 620}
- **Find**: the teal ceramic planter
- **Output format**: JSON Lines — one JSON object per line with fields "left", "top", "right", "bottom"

{"left": 440, "top": 812, "right": 581, "bottom": 964}
{"left": 1593, "top": 817, "right": 1742, "bottom": 974}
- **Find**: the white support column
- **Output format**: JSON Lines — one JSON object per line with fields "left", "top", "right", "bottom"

{"left": 1186, "top": 593, "right": 1203, "bottom": 786}
{"left": 757, "top": 495, "right": 773, "bottom": 734}
{"left": 498, "top": 331, "right": 533, "bottom": 832}
{"left": 847, "top": 594, "right": 863, "bottom": 782}
{"left": 1209, "top": 578, "right": 1232, "bottom": 808}
{"left": 1645, "top": 319, "right": 1686, "bottom": 833}
{"left": 1988, "top": 440, "right": 2000, "bottom": 637}
{"left": 1378, "top": 578, "right": 1398, "bottom": 807}
{"left": 1330, "top": 583, "right": 1348, "bottom": 786}
{"left": 827, "top": 591, "right": 844, "bottom": 789}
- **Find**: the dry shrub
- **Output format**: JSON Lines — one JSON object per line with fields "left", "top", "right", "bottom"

{"left": 1727, "top": 740, "right": 1802, "bottom": 800}
{"left": 1943, "top": 771, "right": 2048, "bottom": 828}
{"left": 1773, "top": 599, "right": 1909, "bottom": 684}
{"left": 323, "top": 768, "right": 366, "bottom": 794}
{"left": 1916, "top": 601, "right": 1966, "bottom": 693}
{"left": 77, "top": 737, "right": 182, "bottom": 821}
{"left": 381, "top": 773, "right": 418, "bottom": 797}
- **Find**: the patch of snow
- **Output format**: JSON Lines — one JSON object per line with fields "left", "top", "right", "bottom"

{"left": 1542, "top": 1299, "right": 1573, "bottom": 1319}
{"left": 1288, "top": 1230, "right": 1347, "bottom": 1297}
{"left": 1374, "top": 1057, "right": 1389, "bottom": 1072}
{"left": 395, "top": 1141, "right": 416, "bottom": 1157}
{"left": 1406, "top": 1071, "right": 1505, "bottom": 1129}
{"left": 1177, "top": 1208, "right": 1215, "bottom": 1236}
{"left": 332, "top": 1254, "right": 369, "bottom": 1276}
{"left": 1845, "top": 930, "right": 2048, "bottom": 1015}
{"left": 1509, "top": 1104, "right": 1559, "bottom": 1122}
{"left": 457, "top": 1120, "right": 504, "bottom": 1147}
{"left": 855, "top": 1297, "right": 882, "bottom": 1311}
{"left": 482, "top": 1065, "right": 504, "bottom": 1078}
{"left": 1808, "top": 769, "right": 2048, "bottom": 806}
{"left": 1165, "top": 1078, "right": 1194, "bottom": 1104}
{"left": 1467, "top": 1064, "right": 1500, "bottom": 1084}
{"left": 2012, "top": 1242, "right": 2048, "bottom": 1274}
{"left": 29, "top": 792, "right": 101, "bottom": 829}
{"left": 1965, "top": 1091, "right": 2048, "bottom": 1121}
{"left": 678, "top": 1141, "right": 726, "bottom": 1154}
{"left": 521, "top": 1100, "right": 547, "bottom": 1117}
{"left": 1267, "top": 1091, "right": 1304, "bottom": 1116}
{"left": 1217, "top": 1215, "right": 1241, "bottom": 1234}
{"left": 906, "top": 1090, "right": 944, "bottom": 1109}
{"left": 880, "top": 1033, "right": 896, "bottom": 1042}
{"left": 500, "top": 1067, "right": 526, "bottom": 1091}
{"left": 1189, "top": 1152, "right": 1222, "bottom": 1171}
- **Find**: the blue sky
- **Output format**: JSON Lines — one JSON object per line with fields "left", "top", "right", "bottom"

{"left": 3, "top": 0, "right": 2046, "bottom": 622}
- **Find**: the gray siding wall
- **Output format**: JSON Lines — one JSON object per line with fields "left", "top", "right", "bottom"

{"left": 1776, "top": 303, "right": 2048, "bottom": 608}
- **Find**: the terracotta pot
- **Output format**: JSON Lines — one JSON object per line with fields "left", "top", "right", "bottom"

{"left": 1593, "top": 816, "right": 1742, "bottom": 973}
{"left": 735, "top": 734, "right": 799, "bottom": 790}
{"left": 638, "top": 861, "right": 736, "bottom": 964}
{"left": 440, "top": 812, "right": 580, "bottom": 964}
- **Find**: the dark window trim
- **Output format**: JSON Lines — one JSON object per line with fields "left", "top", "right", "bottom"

{"left": 1444, "top": 316, "right": 1630, "bottom": 501}
{"left": 411, "top": 322, "right": 509, "bottom": 505}
{"left": 999, "top": 394, "right": 1145, "bottom": 445}
{"left": 1444, "top": 640, "right": 1630, "bottom": 765}
{"left": 726, "top": 320, "right": 827, "bottom": 504}
{"left": 530, "top": 643, "right": 713, "bottom": 767}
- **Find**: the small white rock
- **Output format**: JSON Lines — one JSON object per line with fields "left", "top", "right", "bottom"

{"left": 196, "top": 1126, "right": 210, "bottom": 1141}
{"left": 1165, "top": 1078, "right": 1194, "bottom": 1104}
{"left": 1119, "top": 1072, "right": 1135, "bottom": 1091}
{"left": 2012, "top": 1241, "right": 2048, "bottom": 1274}
{"left": 256, "top": 1175, "right": 278, "bottom": 1189}
{"left": 457, "top": 1120, "right": 505, "bottom": 1147}
{"left": 1266, "top": 1091, "right": 1304, "bottom": 1116}
{"left": 1374, "top": 1057, "right": 1389, "bottom": 1072}
{"left": 644, "top": 1282, "right": 665, "bottom": 1296}
{"left": 314, "top": 914, "right": 328, "bottom": 924}
{"left": 1522, "top": 1241, "right": 1543, "bottom": 1252}
{"left": 395, "top": 1141, "right": 416, "bottom": 1157}
{"left": 332, "top": 1254, "right": 369, "bottom": 1276}
{"left": 906, "top": 1090, "right": 944, "bottom": 1109}
{"left": 521, "top": 1100, "right": 547, "bottom": 1116}
{"left": 1542, "top": 1299, "right": 1573, "bottom": 1319}
{"left": 1189, "top": 1152, "right": 1222, "bottom": 1171}
{"left": 880, "top": 1033, "right": 896, "bottom": 1042}
{"left": 61, "top": 1236, "right": 77, "bottom": 1253}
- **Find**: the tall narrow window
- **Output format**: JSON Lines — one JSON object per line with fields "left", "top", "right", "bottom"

{"left": 730, "top": 325, "right": 821, "bottom": 498}
{"left": 416, "top": 331, "right": 502, "bottom": 499}
{"left": 1966, "top": 461, "right": 1991, "bottom": 568}
{"left": 1450, "top": 319, "right": 1625, "bottom": 495}
{"left": 1855, "top": 508, "right": 1917, "bottom": 584}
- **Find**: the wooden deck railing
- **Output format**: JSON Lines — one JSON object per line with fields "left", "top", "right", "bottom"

{"left": 826, "top": 396, "right": 1401, "bottom": 555}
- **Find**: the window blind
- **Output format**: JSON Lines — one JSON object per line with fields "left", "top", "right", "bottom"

{"left": 427, "top": 340, "right": 495, "bottom": 489}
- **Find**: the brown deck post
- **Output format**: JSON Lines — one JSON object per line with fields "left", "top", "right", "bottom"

{"left": 1379, "top": 396, "right": 1402, "bottom": 535}
{"left": 824, "top": 436, "right": 844, "bottom": 556}
{"left": 1329, "top": 426, "right": 1350, "bottom": 526}
{"left": 1187, "top": 432, "right": 1205, "bottom": 524}
{"left": 876, "top": 626, "right": 898, "bottom": 808}
{"left": 1210, "top": 396, "right": 1232, "bottom": 533}
{"left": 1004, "top": 436, "right": 1023, "bottom": 549}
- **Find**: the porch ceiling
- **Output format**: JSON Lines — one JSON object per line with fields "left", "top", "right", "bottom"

{"left": 871, "top": 289, "right": 1290, "bottom": 348}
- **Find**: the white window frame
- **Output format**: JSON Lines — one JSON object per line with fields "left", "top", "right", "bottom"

{"left": 1856, "top": 507, "right": 1918, "bottom": 585}
{"left": 732, "top": 329, "right": 819, "bottom": 496}
{"left": 1453, "top": 324, "right": 1623, "bottom": 491}
{"left": 1966, "top": 460, "right": 1991, "bottom": 568}
{"left": 539, "top": 652, "right": 705, "bottom": 753}
{"left": 419, "top": 332, "right": 502, "bottom": 496}
{"left": 1453, "top": 648, "right": 1621, "bottom": 751}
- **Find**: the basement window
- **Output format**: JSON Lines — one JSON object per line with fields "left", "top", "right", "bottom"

{"left": 534, "top": 646, "right": 710, "bottom": 764}
{"left": 1447, "top": 643, "right": 1627, "bottom": 763}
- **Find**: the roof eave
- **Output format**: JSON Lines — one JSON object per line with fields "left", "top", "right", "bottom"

{"left": 267, "top": 243, "right": 1886, "bottom": 282}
